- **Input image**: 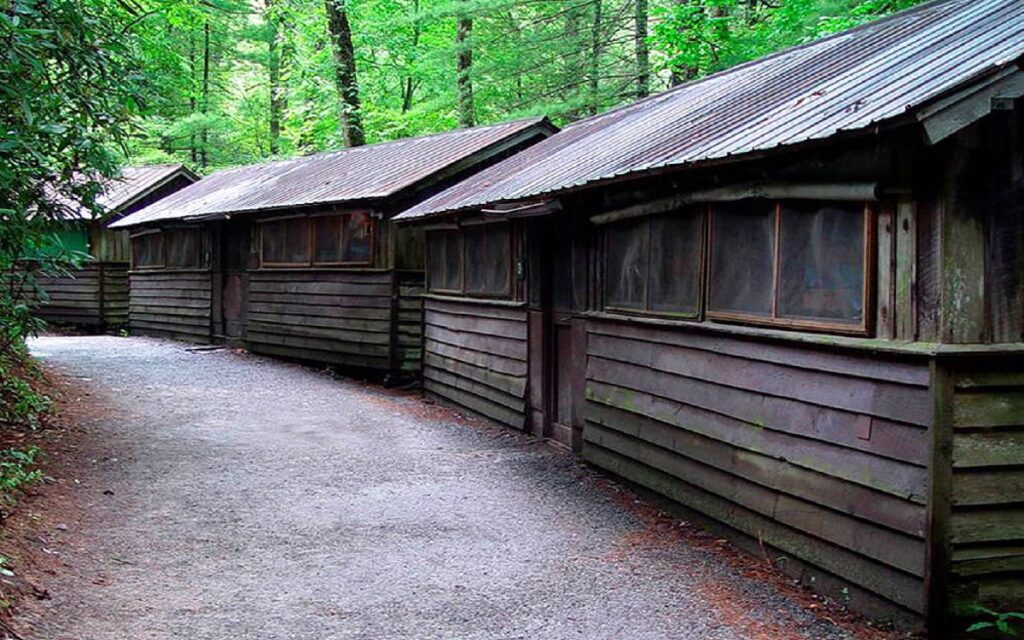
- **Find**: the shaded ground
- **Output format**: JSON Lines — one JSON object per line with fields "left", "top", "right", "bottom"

{"left": 10, "top": 335, "right": 895, "bottom": 639}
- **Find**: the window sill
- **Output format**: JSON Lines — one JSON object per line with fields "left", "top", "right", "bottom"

{"left": 422, "top": 293, "right": 525, "bottom": 308}
{"left": 583, "top": 311, "right": 1024, "bottom": 358}
{"left": 254, "top": 266, "right": 386, "bottom": 273}
{"left": 129, "top": 267, "right": 210, "bottom": 274}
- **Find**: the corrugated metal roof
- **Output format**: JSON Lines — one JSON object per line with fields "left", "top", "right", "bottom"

{"left": 58, "top": 164, "right": 197, "bottom": 220}
{"left": 396, "top": 0, "right": 1024, "bottom": 220}
{"left": 110, "top": 118, "right": 553, "bottom": 228}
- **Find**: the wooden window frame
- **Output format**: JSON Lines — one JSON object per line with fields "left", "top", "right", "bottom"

{"left": 426, "top": 227, "right": 463, "bottom": 295}
{"left": 258, "top": 212, "right": 376, "bottom": 269}
{"left": 603, "top": 209, "right": 706, "bottom": 320}
{"left": 129, "top": 229, "right": 166, "bottom": 270}
{"left": 707, "top": 201, "right": 875, "bottom": 336}
{"left": 164, "top": 228, "right": 206, "bottom": 269}
{"left": 310, "top": 211, "right": 376, "bottom": 268}
{"left": 426, "top": 221, "right": 513, "bottom": 299}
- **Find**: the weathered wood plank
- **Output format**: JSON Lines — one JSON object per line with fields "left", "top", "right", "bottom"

{"left": 583, "top": 443, "right": 926, "bottom": 613}
{"left": 588, "top": 333, "right": 931, "bottom": 425}
{"left": 425, "top": 379, "right": 525, "bottom": 429}
{"left": 246, "top": 321, "right": 391, "bottom": 345}
{"left": 585, "top": 394, "right": 929, "bottom": 512}
{"left": 425, "top": 308, "right": 528, "bottom": 340}
{"left": 247, "top": 293, "right": 391, "bottom": 309}
{"left": 244, "top": 342, "right": 388, "bottom": 370}
{"left": 424, "top": 297, "right": 528, "bottom": 322}
{"left": 247, "top": 301, "right": 390, "bottom": 321}
{"left": 424, "top": 340, "right": 527, "bottom": 377}
{"left": 954, "top": 430, "right": 1024, "bottom": 467}
{"left": 950, "top": 507, "right": 1024, "bottom": 544}
{"left": 587, "top": 319, "right": 930, "bottom": 387}
{"left": 424, "top": 351, "right": 527, "bottom": 398}
{"left": 245, "top": 330, "right": 391, "bottom": 358}
{"left": 249, "top": 280, "right": 392, "bottom": 297}
{"left": 952, "top": 468, "right": 1024, "bottom": 506}
{"left": 587, "top": 358, "right": 929, "bottom": 467}
{"left": 247, "top": 312, "right": 391, "bottom": 335}
{"left": 425, "top": 324, "right": 528, "bottom": 362}
{"left": 954, "top": 391, "right": 1024, "bottom": 428}
{"left": 424, "top": 366, "right": 526, "bottom": 413}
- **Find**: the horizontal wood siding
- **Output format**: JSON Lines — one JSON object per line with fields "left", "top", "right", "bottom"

{"left": 949, "top": 361, "right": 1024, "bottom": 613}
{"left": 31, "top": 265, "right": 103, "bottom": 326}
{"left": 245, "top": 270, "right": 394, "bottom": 371}
{"left": 582, "top": 318, "right": 931, "bottom": 617}
{"left": 101, "top": 263, "right": 129, "bottom": 326}
{"left": 423, "top": 297, "right": 529, "bottom": 429}
{"left": 129, "top": 271, "right": 212, "bottom": 343}
{"left": 396, "top": 273, "right": 424, "bottom": 373}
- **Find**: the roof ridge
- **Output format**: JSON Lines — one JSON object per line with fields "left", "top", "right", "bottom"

{"left": 203, "top": 117, "right": 550, "bottom": 178}
{"left": 563, "top": 0, "right": 965, "bottom": 131}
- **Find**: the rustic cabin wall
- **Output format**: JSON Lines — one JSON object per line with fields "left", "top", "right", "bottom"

{"left": 395, "top": 271, "right": 425, "bottom": 374}
{"left": 100, "top": 263, "right": 129, "bottom": 326}
{"left": 944, "top": 355, "right": 1024, "bottom": 616}
{"left": 129, "top": 270, "right": 214, "bottom": 342}
{"left": 244, "top": 270, "right": 395, "bottom": 371}
{"left": 935, "top": 112, "right": 1024, "bottom": 344}
{"left": 422, "top": 296, "right": 529, "bottom": 429}
{"left": 29, "top": 264, "right": 105, "bottom": 327}
{"left": 581, "top": 316, "right": 932, "bottom": 621}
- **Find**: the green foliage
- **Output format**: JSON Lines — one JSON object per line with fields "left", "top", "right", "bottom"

{"left": 967, "top": 607, "right": 1024, "bottom": 638}
{"left": 650, "top": 0, "right": 926, "bottom": 82}
{"left": 1, "top": 0, "right": 138, "bottom": 433}
{"left": 0, "top": 447, "right": 43, "bottom": 504}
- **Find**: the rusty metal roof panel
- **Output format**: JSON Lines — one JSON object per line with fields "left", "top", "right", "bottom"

{"left": 111, "top": 118, "right": 551, "bottom": 228}
{"left": 396, "top": 0, "right": 1024, "bottom": 220}
{"left": 58, "top": 164, "right": 197, "bottom": 220}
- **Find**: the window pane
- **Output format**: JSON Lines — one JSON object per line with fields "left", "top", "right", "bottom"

{"left": 342, "top": 212, "right": 373, "bottom": 263}
{"left": 428, "top": 230, "right": 460, "bottom": 291}
{"left": 261, "top": 220, "right": 286, "bottom": 264}
{"left": 605, "top": 219, "right": 647, "bottom": 310}
{"left": 313, "top": 216, "right": 343, "bottom": 263}
{"left": 464, "top": 224, "right": 510, "bottom": 295}
{"left": 166, "top": 229, "right": 201, "bottom": 268}
{"left": 649, "top": 210, "right": 703, "bottom": 315}
{"left": 709, "top": 201, "right": 776, "bottom": 316}
{"left": 133, "top": 233, "right": 164, "bottom": 268}
{"left": 285, "top": 218, "right": 311, "bottom": 264}
{"left": 778, "top": 202, "right": 865, "bottom": 323}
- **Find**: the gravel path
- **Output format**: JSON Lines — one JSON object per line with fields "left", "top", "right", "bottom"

{"left": 22, "top": 335, "right": 863, "bottom": 640}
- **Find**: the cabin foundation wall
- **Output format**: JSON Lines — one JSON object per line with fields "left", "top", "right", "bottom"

{"left": 945, "top": 356, "right": 1024, "bottom": 617}
{"left": 580, "top": 316, "right": 932, "bottom": 623}
{"left": 422, "top": 297, "right": 529, "bottom": 430}
{"left": 129, "top": 271, "right": 213, "bottom": 343}
{"left": 243, "top": 270, "right": 395, "bottom": 372}
{"left": 29, "top": 263, "right": 129, "bottom": 329}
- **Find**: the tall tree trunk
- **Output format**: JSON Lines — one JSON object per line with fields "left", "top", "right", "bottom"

{"left": 588, "top": 0, "right": 602, "bottom": 115}
{"left": 401, "top": 0, "right": 420, "bottom": 113}
{"left": 189, "top": 31, "right": 197, "bottom": 164}
{"left": 267, "top": 0, "right": 284, "bottom": 154}
{"left": 325, "top": 0, "right": 365, "bottom": 147}
{"left": 455, "top": 8, "right": 474, "bottom": 127}
{"left": 200, "top": 21, "right": 210, "bottom": 169}
{"left": 634, "top": 0, "right": 649, "bottom": 98}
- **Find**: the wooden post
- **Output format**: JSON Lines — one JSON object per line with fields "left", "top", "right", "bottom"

{"left": 925, "top": 357, "right": 955, "bottom": 636}
{"left": 877, "top": 202, "right": 896, "bottom": 339}
{"left": 895, "top": 199, "right": 917, "bottom": 340}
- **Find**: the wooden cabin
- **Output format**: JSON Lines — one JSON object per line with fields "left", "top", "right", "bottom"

{"left": 30, "top": 164, "right": 197, "bottom": 329}
{"left": 395, "top": 0, "right": 1024, "bottom": 633}
{"left": 109, "top": 119, "right": 556, "bottom": 378}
